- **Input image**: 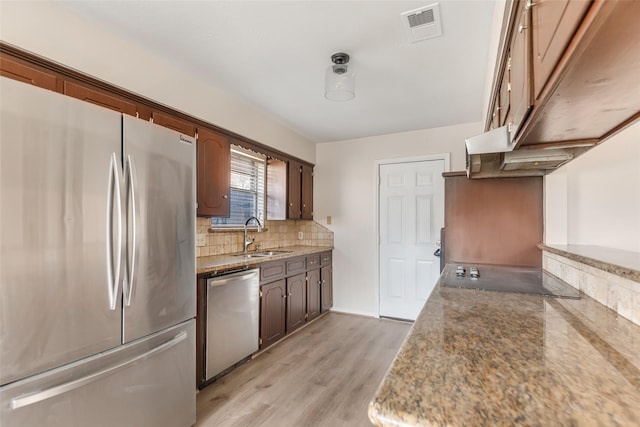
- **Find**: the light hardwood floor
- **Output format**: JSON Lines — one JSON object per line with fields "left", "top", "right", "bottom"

{"left": 195, "top": 312, "right": 411, "bottom": 427}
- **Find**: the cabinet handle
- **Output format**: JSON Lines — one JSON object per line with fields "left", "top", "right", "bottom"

{"left": 289, "top": 292, "right": 292, "bottom": 296}
{"left": 223, "top": 194, "right": 228, "bottom": 199}
{"left": 289, "top": 202, "right": 293, "bottom": 207}
{"left": 525, "top": 1, "right": 535, "bottom": 10}
{"left": 518, "top": 24, "right": 527, "bottom": 33}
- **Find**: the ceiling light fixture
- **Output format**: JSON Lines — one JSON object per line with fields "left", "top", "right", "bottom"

{"left": 325, "top": 52, "right": 355, "bottom": 102}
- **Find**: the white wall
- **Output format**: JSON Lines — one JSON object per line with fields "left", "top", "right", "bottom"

{"left": 315, "top": 122, "right": 481, "bottom": 316}
{"left": 545, "top": 121, "right": 640, "bottom": 252}
{"left": 0, "top": 1, "right": 315, "bottom": 163}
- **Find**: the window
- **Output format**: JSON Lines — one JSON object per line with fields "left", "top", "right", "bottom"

{"left": 211, "top": 145, "right": 266, "bottom": 228}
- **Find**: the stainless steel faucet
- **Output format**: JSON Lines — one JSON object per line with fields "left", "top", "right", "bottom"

{"left": 244, "top": 216, "right": 263, "bottom": 253}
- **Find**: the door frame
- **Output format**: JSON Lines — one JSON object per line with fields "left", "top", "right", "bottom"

{"left": 374, "top": 154, "right": 450, "bottom": 318}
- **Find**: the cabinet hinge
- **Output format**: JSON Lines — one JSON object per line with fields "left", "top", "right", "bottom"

{"left": 507, "top": 56, "right": 512, "bottom": 71}
{"left": 259, "top": 338, "right": 263, "bottom": 345}
{"left": 305, "top": 313, "right": 309, "bottom": 320}
{"left": 507, "top": 82, "right": 511, "bottom": 92}
{"left": 306, "top": 277, "right": 308, "bottom": 282}
{"left": 260, "top": 290, "right": 263, "bottom": 298}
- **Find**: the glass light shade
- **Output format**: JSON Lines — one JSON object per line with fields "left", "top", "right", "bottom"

{"left": 325, "top": 64, "right": 355, "bottom": 101}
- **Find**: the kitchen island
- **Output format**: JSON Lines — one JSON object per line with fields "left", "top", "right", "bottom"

{"left": 368, "top": 264, "right": 640, "bottom": 426}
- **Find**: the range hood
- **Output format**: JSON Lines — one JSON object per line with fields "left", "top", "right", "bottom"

{"left": 465, "top": 125, "right": 586, "bottom": 179}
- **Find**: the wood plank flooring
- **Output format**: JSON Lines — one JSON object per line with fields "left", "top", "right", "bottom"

{"left": 195, "top": 312, "right": 411, "bottom": 427}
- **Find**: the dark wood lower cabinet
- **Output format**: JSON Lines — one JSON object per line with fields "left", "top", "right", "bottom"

{"left": 321, "top": 265, "right": 333, "bottom": 312}
{"left": 260, "top": 279, "right": 286, "bottom": 350}
{"left": 286, "top": 273, "right": 306, "bottom": 333}
{"left": 306, "top": 268, "right": 321, "bottom": 322}
{"left": 258, "top": 251, "right": 333, "bottom": 351}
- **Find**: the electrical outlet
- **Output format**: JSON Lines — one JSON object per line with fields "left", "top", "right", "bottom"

{"left": 298, "top": 231, "right": 304, "bottom": 240}
{"left": 196, "top": 234, "right": 206, "bottom": 247}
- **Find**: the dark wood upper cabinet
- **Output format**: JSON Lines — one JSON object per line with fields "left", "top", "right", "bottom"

{"left": 0, "top": 55, "right": 61, "bottom": 92}
{"left": 64, "top": 80, "right": 137, "bottom": 116}
{"left": 197, "top": 127, "right": 230, "bottom": 217}
{"left": 531, "top": 0, "right": 591, "bottom": 100}
{"left": 507, "top": 0, "right": 533, "bottom": 142}
{"left": 287, "top": 160, "right": 302, "bottom": 219}
{"left": 266, "top": 159, "right": 287, "bottom": 220}
{"left": 301, "top": 164, "right": 313, "bottom": 220}
{"left": 485, "top": 0, "right": 640, "bottom": 153}
{"left": 151, "top": 111, "right": 196, "bottom": 137}
{"left": 260, "top": 279, "right": 286, "bottom": 350}
{"left": 306, "top": 268, "right": 321, "bottom": 322}
{"left": 286, "top": 273, "right": 306, "bottom": 333}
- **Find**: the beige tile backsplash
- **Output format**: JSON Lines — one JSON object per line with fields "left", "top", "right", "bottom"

{"left": 543, "top": 251, "right": 640, "bottom": 326}
{"left": 196, "top": 218, "right": 334, "bottom": 257}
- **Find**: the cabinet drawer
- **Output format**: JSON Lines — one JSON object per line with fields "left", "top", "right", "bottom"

{"left": 320, "top": 251, "right": 332, "bottom": 266}
{"left": 260, "top": 260, "right": 286, "bottom": 284}
{"left": 286, "top": 256, "right": 306, "bottom": 276}
{"left": 306, "top": 254, "right": 320, "bottom": 270}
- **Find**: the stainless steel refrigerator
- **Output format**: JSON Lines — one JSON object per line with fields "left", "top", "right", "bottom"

{"left": 0, "top": 77, "right": 196, "bottom": 426}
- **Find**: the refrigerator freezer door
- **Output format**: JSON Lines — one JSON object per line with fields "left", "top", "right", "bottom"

{"left": 122, "top": 116, "right": 196, "bottom": 343}
{"left": 0, "top": 77, "right": 123, "bottom": 386}
{"left": 0, "top": 320, "right": 195, "bottom": 427}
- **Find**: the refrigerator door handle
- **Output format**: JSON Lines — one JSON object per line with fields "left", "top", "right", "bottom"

{"left": 124, "top": 155, "right": 139, "bottom": 307}
{"left": 9, "top": 331, "right": 188, "bottom": 410}
{"left": 106, "top": 153, "right": 123, "bottom": 311}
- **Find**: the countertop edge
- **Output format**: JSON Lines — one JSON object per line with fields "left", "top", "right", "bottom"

{"left": 539, "top": 243, "right": 640, "bottom": 283}
{"left": 196, "top": 245, "right": 334, "bottom": 275}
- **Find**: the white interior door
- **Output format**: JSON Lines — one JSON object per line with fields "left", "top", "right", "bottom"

{"left": 379, "top": 160, "right": 444, "bottom": 321}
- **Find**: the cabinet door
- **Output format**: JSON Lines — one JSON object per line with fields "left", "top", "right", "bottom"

{"left": 63, "top": 80, "right": 137, "bottom": 116}
{"left": 152, "top": 111, "right": 196, "bottom": 137}
{"left": 306, "top": 269, "right": 321, "bottom": 322}
{"left": 498, "top": 67, "right": 511, "bottom": 127}
{"left": 301, "top": 164, "right": 313, "bottom": 220}
{"left": 508, "top": 0, "right": 533, "bottom": 142}
{"left": 197, "top": 127, "right": 230, "bottom": 217}
{"left": 286, "top": 273, "right": 306, "bottom": 333}
{"left": 260, "top": 280, "right": 286, "bottom": 349}
{"left": 266, "top": 159, "right": 287, "bottom": 220}
{"left": 0, "top": 55, "right": 61, "bottom": 92}
{"left": 321, "top": 265, "right": 333, "bottom": 312}
{"left": 287, "top": 160, "right": 302, "bottom": 219}
{"left": 531, "top": 0, "right": 591, "bottom": 100}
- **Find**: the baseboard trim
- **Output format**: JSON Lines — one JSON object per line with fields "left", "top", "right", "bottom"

{"left": 330, "top": 307, "right": 378, "bottom": 319}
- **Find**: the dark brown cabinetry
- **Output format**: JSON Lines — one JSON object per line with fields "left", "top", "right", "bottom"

{"left": 287, "top": 161, "right": 302, "bottom": 219}
{"left": 531, "top": 0, "right": 590, "bottom": 100}
{"left": 286, "top": 273, "right": 306, "bottom": 333}
{"left": 258, "top": 251, "right": 332, "bottom": 349}
{"left": 0, "top": 55, "right": 61, "bottom": 92}
{"left": 507, "top": 0, "right": 532, "bottom": 141}
{"left": 260, "top": 279, "right": 286, "bottom": 349}
{"left": 151, "top": 111, "right": 197, "bottom": 137}
{"left": 287, "top": 161, "right": 314, "bottom": 220}
{"left": 197, "top": 127, "right": 231, "bottom": 217}
{"left": 63, "top": 80, "right": 138, "bottom": 117}
{"left": 301, "top": 164, "right": 314, "bottom": 220}
{"left": 485, "top": 0, "right": 640, "bottom": 150}
{"left": 306, "top": 268, "right": 321, "bottom": 322}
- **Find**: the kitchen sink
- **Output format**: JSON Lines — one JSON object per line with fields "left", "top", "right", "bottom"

{"left": 234, "top": 250, "right": 292, "bottom": 258}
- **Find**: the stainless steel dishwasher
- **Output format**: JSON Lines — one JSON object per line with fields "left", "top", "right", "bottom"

{"left": 206, "top": 268, "right": 260, "bottom": 381}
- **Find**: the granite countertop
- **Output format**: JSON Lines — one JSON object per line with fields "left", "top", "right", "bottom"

{"left": 196, "top": 245, "right": 333, "bottom": 275}
{"left": 369, "top": 265, "right": 640, "bottom": 426}
{"left": 540, "top": 244, "right": 640, "bottom": 283}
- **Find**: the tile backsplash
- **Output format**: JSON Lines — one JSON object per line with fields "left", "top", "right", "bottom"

{"left": 196, "top": 218, "right": 334, "bottom": 257}
{"left": 543, "top": 251, "right": 640, "bottom": 327}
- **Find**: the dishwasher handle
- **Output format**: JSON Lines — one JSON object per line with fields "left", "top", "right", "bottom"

{"left": 207, "top": 269, "right": 258, "bottom": 288}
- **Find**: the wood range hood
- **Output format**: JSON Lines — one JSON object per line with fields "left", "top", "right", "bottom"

{"left": 467, "top": 0, "right": 640, "bottom": 179}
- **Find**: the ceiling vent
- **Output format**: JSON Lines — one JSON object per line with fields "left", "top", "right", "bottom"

{"left": 401, "top": 3, "right": 442, "bottom": 43}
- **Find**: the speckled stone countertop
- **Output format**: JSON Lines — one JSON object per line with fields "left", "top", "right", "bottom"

{"left": 196, "top": 245, "right": 333, "bottom": 275}
{"left": 540, "top": 244, "right": 640, "bottom": 283}
{"left": 369, "top": 264, "right": 640, "bottom": 426}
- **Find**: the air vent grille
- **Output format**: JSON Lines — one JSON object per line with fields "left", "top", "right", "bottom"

{"left": 401, "top": 3, "right": 442, "bottom": 43}
{"left": 407, "top": 9, "right": 435, "bottom": 28}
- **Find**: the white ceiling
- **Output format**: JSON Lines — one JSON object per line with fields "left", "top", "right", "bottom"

{"left": 58, "top": 0, "right": 496, "bottom": 143}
